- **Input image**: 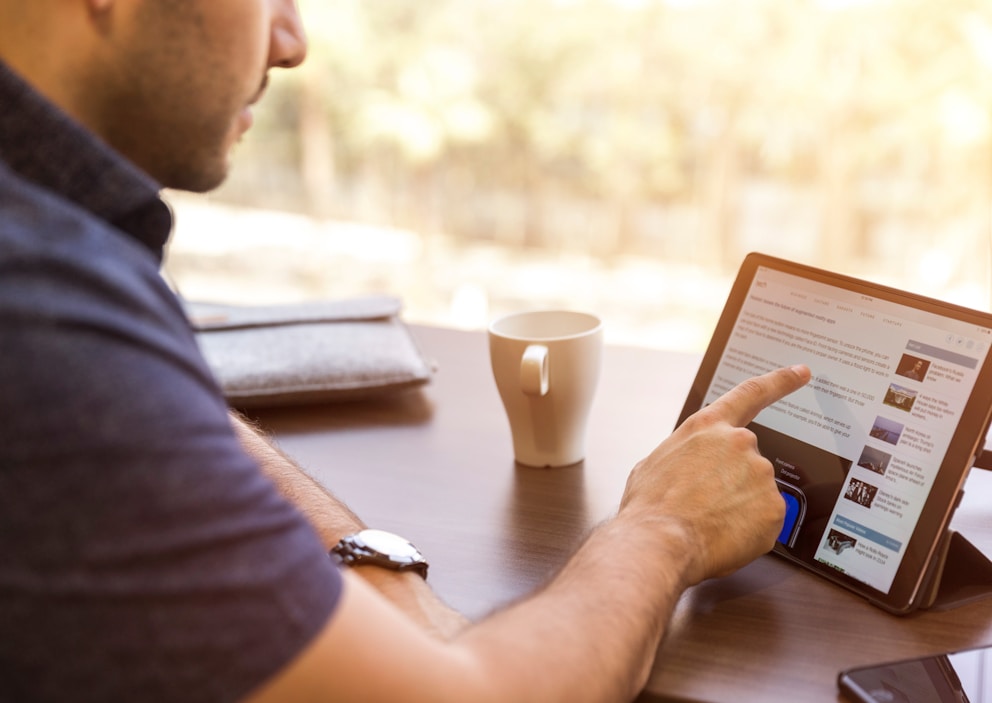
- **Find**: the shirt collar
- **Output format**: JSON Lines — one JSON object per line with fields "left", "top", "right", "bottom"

{"left": 0, "top": 60, "right": 173, "bottom": 260}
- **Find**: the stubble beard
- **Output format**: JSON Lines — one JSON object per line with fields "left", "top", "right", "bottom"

{"left": 97, "top": 4, "right": 248, "bottom": 193}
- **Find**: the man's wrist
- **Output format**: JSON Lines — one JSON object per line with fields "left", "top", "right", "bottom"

{"left": 608, "top": 510, "right": 698, "bottom": 590}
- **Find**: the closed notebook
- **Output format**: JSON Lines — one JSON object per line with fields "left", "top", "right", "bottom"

{"left": 185, "top": 296, "right": 433, "bottom": 408}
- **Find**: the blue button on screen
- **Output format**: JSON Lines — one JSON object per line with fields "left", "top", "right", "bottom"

{"left": 778, "top": 492, "right": 800, "bottom": 544}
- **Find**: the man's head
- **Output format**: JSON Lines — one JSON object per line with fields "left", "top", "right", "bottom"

{"left": 0, "top": 0, "right": 307, "bottom": 192}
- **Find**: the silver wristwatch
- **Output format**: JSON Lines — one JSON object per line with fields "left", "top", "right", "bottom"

{"left": 329, "top": 529, "right": 429, "bottom": 579}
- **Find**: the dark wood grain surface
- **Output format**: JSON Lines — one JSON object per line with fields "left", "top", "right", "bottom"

{"left": 250, "top": 325, "right": 992, "bottom": 703}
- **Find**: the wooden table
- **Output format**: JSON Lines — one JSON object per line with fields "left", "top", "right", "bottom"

{"left": 250, "top": 325, "right": 992, "bottom": 702}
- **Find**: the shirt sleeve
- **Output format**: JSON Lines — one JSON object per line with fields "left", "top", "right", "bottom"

{"left": 0, "top": 204, "right": 342, "bottom": 703}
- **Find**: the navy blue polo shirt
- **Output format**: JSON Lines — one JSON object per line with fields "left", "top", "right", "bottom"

{"left": 0, "top": 61, "right": 341, "bottom": 702}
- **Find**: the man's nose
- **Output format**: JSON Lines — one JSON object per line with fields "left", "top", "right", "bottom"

{"left": 269, "top": 0, "right": 308, "bottom": 69}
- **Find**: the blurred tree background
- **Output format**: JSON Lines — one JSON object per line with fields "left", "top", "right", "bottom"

{"left": 166, "top": 0, "right": 992, "bottom": 350}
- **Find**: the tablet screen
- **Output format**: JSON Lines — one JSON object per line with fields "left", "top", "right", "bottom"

{"left": 678, "top": 253, "right": 992, "bottom": 612}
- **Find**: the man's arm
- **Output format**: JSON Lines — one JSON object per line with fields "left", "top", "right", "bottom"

{"left": 244, "top": 365, "right": 811, "bottom": 703}
{"left": 229, "top": 413, "right": 469, "bottom": 639}
{"left": 229, "top": 414, "right": 365, "bottom": 546}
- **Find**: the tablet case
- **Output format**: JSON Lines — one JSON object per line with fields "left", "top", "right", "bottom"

{"left": 919, "top": 527, "right": 992, "bottom": 611}
{"left": 185, "top": 296, "right": 434, "bottom": 408}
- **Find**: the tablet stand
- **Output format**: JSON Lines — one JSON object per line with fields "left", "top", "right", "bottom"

{"left": 918, "top": 529, "right": 992, "bottom": 611}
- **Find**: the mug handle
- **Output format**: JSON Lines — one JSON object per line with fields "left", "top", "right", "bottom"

{"left": 520, "top": 344, "right": 549, "bottom": 397}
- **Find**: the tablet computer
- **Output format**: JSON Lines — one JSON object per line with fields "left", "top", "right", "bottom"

{"left": 676, "top": 253, "right": 992, "bottom": 614}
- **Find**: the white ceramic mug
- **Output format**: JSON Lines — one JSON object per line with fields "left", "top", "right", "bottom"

{"left": 488, "top": 310, "right": 603, "bottom": 467}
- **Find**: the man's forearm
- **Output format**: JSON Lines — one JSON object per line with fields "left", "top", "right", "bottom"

{"left": 229, "top": 412, "right": 469, "bottom": 638}
{"left": 229, "top": 412, "right": 365, "bottom": 546}
{"left": 455, "top": 511, "right": 690, "bottom": 702}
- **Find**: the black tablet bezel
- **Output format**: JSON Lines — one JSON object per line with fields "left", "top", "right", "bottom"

{"left": 676, "top": 252, "right": 992, "bottom": 614}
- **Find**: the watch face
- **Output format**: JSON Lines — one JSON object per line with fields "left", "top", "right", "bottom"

{"left": 332, "top": 529, "right": 428, "bottom": 578}
{"left": 359, "top": 529, "right": 420, "bottom": 558}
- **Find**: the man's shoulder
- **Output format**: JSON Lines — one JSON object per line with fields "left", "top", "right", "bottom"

{"left": 0, "top": 159, "right": 159, "bottom": 270}
{"left": 0, "top": 158, "right": 79, "bottom": 233}
{"left": 0, "top": 158, "right": 175, "bottom": 316}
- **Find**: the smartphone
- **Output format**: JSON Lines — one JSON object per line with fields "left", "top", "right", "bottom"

{"left": 839, "top": 644, "right": 992, "bottom": 702}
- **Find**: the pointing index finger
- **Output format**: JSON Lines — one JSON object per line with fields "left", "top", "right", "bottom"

{"left": 707, "top": 365, "right": 812, "bottom": 427}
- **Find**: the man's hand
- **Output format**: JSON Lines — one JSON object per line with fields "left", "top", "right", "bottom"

{"left": 620, "top": 365, "right": 811, "bottom": 587}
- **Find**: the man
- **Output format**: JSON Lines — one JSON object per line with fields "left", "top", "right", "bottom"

{"left": 0, "top": 1, "right": 811, "bottom": 701}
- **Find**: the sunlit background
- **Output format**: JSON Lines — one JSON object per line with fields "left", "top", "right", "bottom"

{"left": 164, "top": 0, "right": 992, "bottom": 352}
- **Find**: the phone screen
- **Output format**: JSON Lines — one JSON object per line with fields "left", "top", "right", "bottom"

{"left": 839, "top": 644, "right": 992, "bottom": 702}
